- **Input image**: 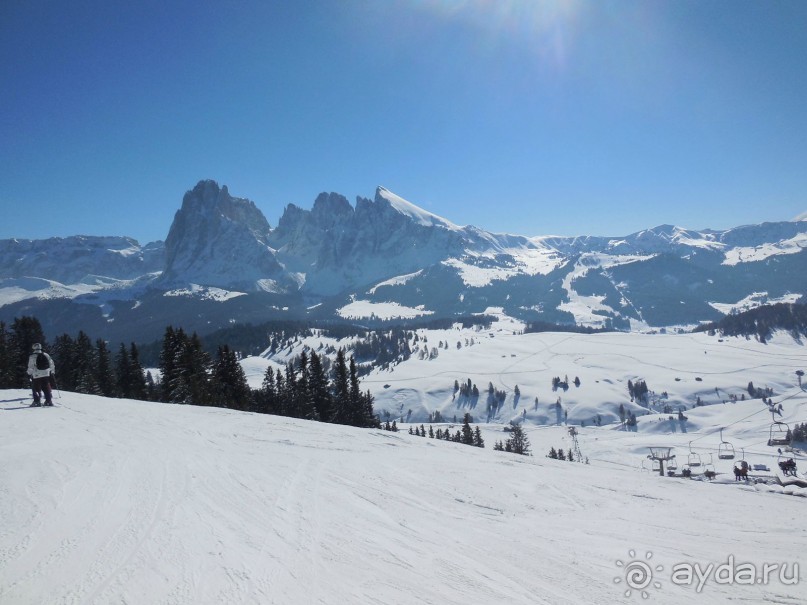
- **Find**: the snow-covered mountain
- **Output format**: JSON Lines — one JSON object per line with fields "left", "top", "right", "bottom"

{"left": 0, "top": 179, "right": 805, "bottom": 342}
{"left": 160, "top": 180, "right": 295, "bottom": 293}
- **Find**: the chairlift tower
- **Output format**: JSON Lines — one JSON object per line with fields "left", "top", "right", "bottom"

{"left": 568, "top": 427, "right": 584, "bottom": 462}
{"left": 647, "top": 447, "right": 676, "bottom": 477}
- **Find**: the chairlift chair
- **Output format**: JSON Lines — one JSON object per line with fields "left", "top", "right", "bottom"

{"left": 666, "top": 456, "right": 678, "bottom": 476}
{"left": 703, "top": 453, "right": 717, "bottom": 479}
{"left": 718, "top": 428, "right": 735, "bottom": 460}
{"left": 687, "top": 441, "right": 702, "bottom": 467}
{"left": 767, "top": 416, "right": 792, "bottom": 447}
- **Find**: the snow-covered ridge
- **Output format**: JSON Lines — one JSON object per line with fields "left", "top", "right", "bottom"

{"left": 722, "top": 232, "right": 807, "bottom": 265}
{"left": 2, "top": 180, "right": 806, "bottom": 339}
{"left": 337, "top": 299, "right": 434, "bottom": 320}
{"left": 163, "top": 284, "right": 247, "bottom": 302}
{"left": 368, "top": 270, "right": 423, "bottom": 294}
{"left": 708, "top": 292, "right": 803, "bottom": 315}
{"left": 375, "top": 186, "right": 461, "bottom": 231}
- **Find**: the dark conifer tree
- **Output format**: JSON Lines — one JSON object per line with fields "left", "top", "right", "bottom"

{"left": 506, "top": 424, "right": 531, "bottom": 455}
{"left": 330, "top": 349, "right": 351, "bottom": 424}
{"left": 74, "top": 331, "right": 100, "bottom": 395}
{"left": 212, "top": 345, "right": 252, "bottom": 410}
{"left": 348, "top": 356, "right": 362, "bottom": 426}
{"left": 362, "top": 389, "right": 380, "bottom": 428}
{"left": 128, "top": 343, "right": 148, "bottom": 400}
{"left": 283, "top": 361, "right": 301, "bottom": 417}
{"left": 258, "top": 366, "right": 277, "bottom": 414}
{"left": 274, "top": 370, "right": 286, "bottom": 416}
{"left": 115, "top": 343, "right": 132, "bottom": 398}
{"left": 473, "top": 426, "right": 485, "bottom": 448}
{"left": 308, "top": 351, "right": 332, "bottom": 421}
{"left": 297, "top": 351, "right": 320, "bottom": 420}
{"left": 158, "top": 326, "right": 180, "bottom": 403}
{"left": 0, "top": 322, "right": 15, "bottom": 388}
{"left": 461, "top": 413, "right": 474, "bottom": 445}
{"left": 96, "top": 339, "right": 115, "bottom": 397}
{"left": 51, "top": 334, "right": 76, "bottom": 391}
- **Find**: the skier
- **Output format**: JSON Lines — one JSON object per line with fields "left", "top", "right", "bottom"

{"left": 27, "top": 343, "right": 56, "bottom": 407}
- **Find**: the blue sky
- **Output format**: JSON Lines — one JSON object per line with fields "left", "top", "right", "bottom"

{"left": 1, "top": 0, "right": 805, "bottom": 243}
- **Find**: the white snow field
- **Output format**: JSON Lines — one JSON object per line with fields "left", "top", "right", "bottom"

{"left": 1, "top": 378, "right": 805, "bottom": 604}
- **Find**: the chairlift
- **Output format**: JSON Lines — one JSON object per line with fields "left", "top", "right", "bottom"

{"left": 776, "top": 448, "right": 798, "bottom": 477}
{"left": 703, "top": 453, "right": 716, "bottom": 479}
{"left": 767, "top": 413, "right": 792, "bottom": 447}
{"left": 666, "top": 456, "right": 678, "bottom": 476}
{"left": 687, "top": 441, "right": 702, "bottom": 467}
{"left": 717, "top": 428, "right": 735, "bottom": 460}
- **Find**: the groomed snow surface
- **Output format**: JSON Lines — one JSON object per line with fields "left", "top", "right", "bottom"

{"left": 2, "top": 323, "right": 807, "bottom": 604}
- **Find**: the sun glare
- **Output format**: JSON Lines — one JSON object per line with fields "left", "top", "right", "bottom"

{"left": 410, "top": 0, "right": 583, "bottom": 69}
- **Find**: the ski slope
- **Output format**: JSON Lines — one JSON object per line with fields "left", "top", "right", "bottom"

{"left": 1, "top": 384, "right": 805, "bottom": 604}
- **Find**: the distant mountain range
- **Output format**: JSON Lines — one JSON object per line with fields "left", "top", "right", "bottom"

{"left": 1, "top": 179, "right": 805, "bottom": 343}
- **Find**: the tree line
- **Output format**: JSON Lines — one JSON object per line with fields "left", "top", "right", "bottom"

{"left": 694, "top": 302, "right": 807, "bottom": 343}
{"left": 0, "top": 316, "right": 378, "bottom": 429}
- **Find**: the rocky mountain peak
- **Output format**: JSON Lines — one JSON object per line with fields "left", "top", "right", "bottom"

{"left": 160, "top": 181, "right": 286, "bottom": 291}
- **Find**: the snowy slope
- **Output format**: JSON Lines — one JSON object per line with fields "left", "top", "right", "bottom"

{"left": 1, "top": 385, "right": 804, "bottom": 605}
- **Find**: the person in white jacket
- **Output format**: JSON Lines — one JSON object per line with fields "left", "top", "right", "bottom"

{"left": 27, "top": 343, "right": 56, "bottom": 407}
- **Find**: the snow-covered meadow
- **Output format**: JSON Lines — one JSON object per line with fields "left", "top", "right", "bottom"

{"left": 2, "top": 313, "right": 806, "bottom": 604}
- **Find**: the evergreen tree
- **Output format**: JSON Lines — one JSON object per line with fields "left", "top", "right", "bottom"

{"left": 473, "top": 426, "right": 485, "bottom": 448}
{"left": 74, "top": 331, "right": 100, "bottom": 395}
{"left": 128, "top": 343, "right": 147, "bottom": 400}
{"left": 296, "top": 351, "right": 320, "bottom": 420}
{"left": 348, "top": 356, "right": 362, "bottom": 426}
{"left": 461, "top": 413, "right": 474, "bottom": 445}
{"left": 51, "top": 334, "right": 76, "bottom": 391}
{"left": 0, "top": 322, "right": 13, "bottom": 388}
{"left": 284, "top": 361, "right": 301, "bottom": 417}
{"left": 308, "top": 351, "right": 332, "bottom": 421}
{"left": 115, "top": 343, "right": 132, "bottom": 398}
{"left": 96, "top": 339, "right": 115, "bottom": 397}
{"left": 212, "top": 345, "right": 252, "bottom": 410}
{"left": 363, "top": 389, "right": 380, "bottom": 428}
{"left": 258, "top": 366, "right": 277, "bottom": 414}
{"left": 158, "top": 326, "right": 181, "bottom": 403}
{"left": 330, "top": 349, "right": 351, "bottom": 424}
{"left": 506, "top": 424, "right": 531, "bottom": 455}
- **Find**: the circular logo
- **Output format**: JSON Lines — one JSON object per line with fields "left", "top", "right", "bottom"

{"left": 615, "top": 550, "right": 664, "bottom": 599}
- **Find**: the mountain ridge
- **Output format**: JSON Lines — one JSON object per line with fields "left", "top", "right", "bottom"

{"left": 0, "top": 180, "right": 805, "bottom": 342}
